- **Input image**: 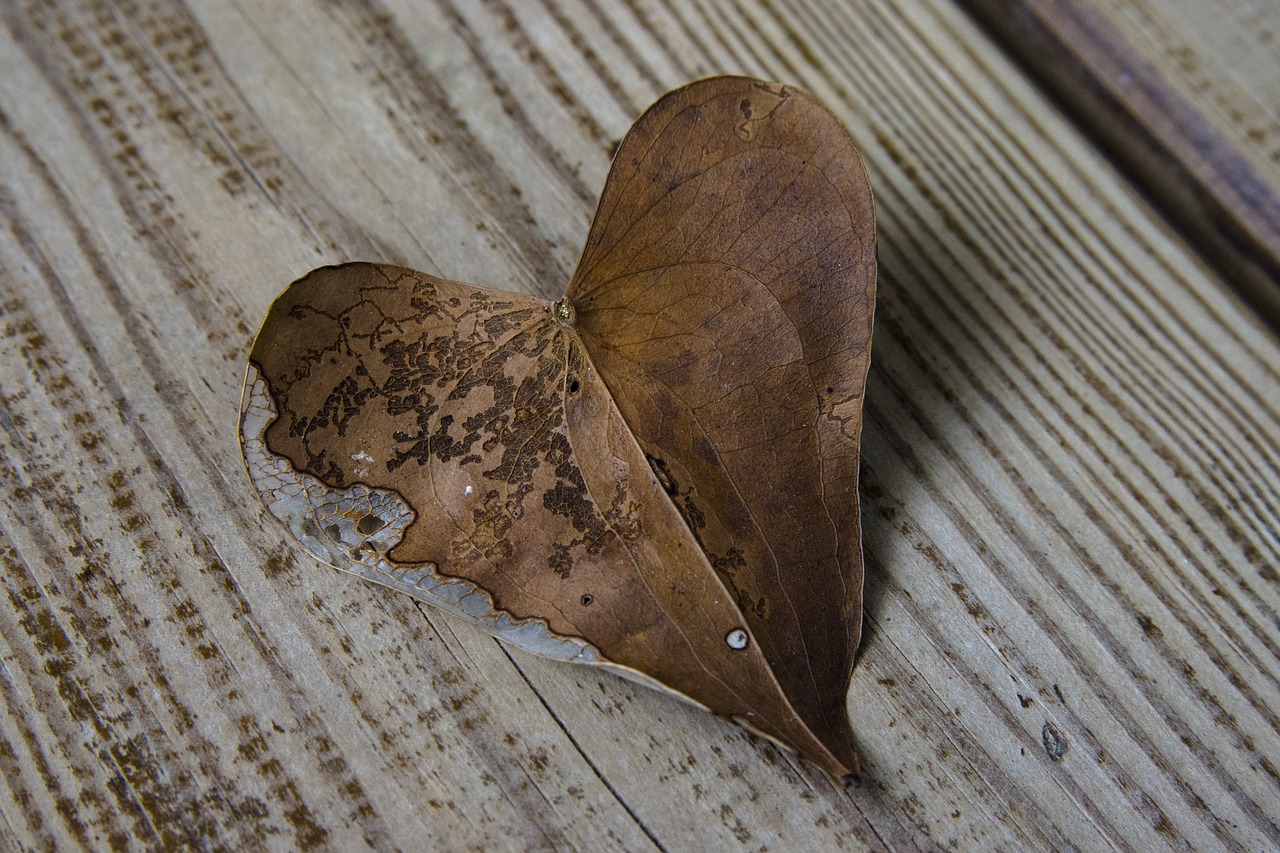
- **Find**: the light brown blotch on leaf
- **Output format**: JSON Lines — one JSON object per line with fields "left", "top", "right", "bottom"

{"left": 240, "top": 76, "right": 876, "bottom": 782}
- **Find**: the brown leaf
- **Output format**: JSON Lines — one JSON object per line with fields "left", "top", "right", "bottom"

{"left": 240, "top": 76, "right": 876, "bottom": 782}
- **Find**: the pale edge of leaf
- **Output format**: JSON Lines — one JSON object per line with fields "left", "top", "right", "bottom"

{"left": 239, "top": 363, "right": 711, "bottom": 711}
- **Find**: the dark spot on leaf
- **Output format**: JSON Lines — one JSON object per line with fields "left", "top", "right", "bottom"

{"left": 549, "top": 542, "right": 573, "bottom": 579}
{"left": 646, "top": 454, "right": 676, "bottom": 495}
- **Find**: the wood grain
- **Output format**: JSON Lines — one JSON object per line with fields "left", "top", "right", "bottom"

{"left": 960, "top": 0, "right": 1280, "bottom": 329}
{"left": 0, "top": 0, "right": 1277, "bottom": 850}
{"left": 1088, "top": 0, "right": 1280, "bottom": 189}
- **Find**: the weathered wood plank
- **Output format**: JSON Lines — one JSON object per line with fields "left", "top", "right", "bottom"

{"left": 0, "top": 0, "right": 1277, "bottom": 850}
{"left": 1088, "top": 0, "right": 1280, "bottom": 189}
{"left": 959, "top": 0, "right": 1280, "bottom": 328}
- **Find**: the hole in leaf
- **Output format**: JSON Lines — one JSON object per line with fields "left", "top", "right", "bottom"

{"left": 356, "top": 514, "right": 386, "bottom": 535}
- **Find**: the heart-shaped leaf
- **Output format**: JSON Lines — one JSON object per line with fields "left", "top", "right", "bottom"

{"left": 240, "top": 76, "right": 876, "bottom": 782}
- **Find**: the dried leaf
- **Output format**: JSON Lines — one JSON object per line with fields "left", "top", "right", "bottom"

{"left": 240, "top": 76, "right": 876, "bottom": 782}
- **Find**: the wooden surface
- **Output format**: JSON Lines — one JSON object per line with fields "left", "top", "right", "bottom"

{"left": 1, "top": 1, "right": 1278, "bottom": 850}
{"left": 1082, "top": 0, "right": 1280, "bottom": 190}
{"left": 961, "top": 0, "right": 1280, "bottom": 329}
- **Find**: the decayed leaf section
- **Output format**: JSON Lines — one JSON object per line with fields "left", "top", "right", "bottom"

{"left": 241, "top": 76, "right": 876, "bottom": 781}
{"left": 569, "top": 77, "right": 876, "bottom": 778}
{"left": 241, "top": 262, "right": 857, "bottom": 777}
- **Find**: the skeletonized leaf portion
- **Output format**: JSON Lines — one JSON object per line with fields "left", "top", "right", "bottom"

{"left": 241, "top": 262, "right": 855, "bottom": 775}
{"left": 569, "top": 77, "right": 876, "bottom": 777}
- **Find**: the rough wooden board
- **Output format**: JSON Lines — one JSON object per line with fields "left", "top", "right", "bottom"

{"left": 1088, "top": 0, "right": 1280, "bottom": 191}
{"left": 0, "top": 0, "right": 1277, "bottom": 851}
{"left": 959, "top": 0, "right": 1280, "bottom": 328}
